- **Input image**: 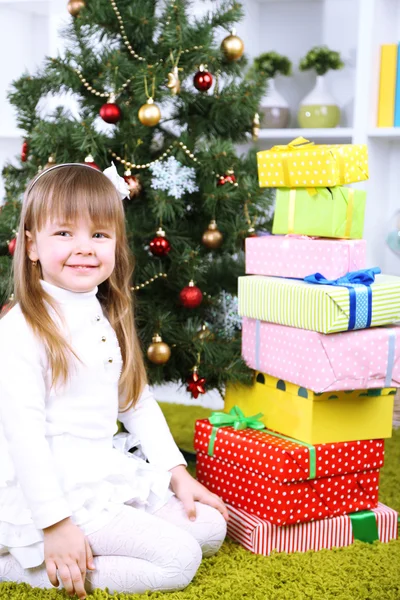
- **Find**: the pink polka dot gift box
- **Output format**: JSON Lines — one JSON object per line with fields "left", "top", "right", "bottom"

{"left": 194, "top": 418, "right": 383, "bottom": 526}
{"left": 226, "top": 502, "right": 398, "bottom": 556}
{"left": 242, "top": 318, "right": 400, "bottom": 393}
{"left": 245, "top": 235, "right": 367, "bottom": 281}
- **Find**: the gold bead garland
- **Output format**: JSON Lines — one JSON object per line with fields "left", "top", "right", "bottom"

{"left": 110, "top": 141, "right": 197, "bottom": 171}
{"left": 131, "top": 272, "right": 167, "bottom": 291}
{"left": 130, "top": 272, "right": 212, "bottom": 300}
{"left": 74, "top": 67, "right": 133, "bottom": 98}
{"left": 109, "top": 0, "right": 204, "bottom": 66}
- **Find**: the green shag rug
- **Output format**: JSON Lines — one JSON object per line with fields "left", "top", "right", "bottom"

{"left": 1, "top": 403, "right": 399, "bottom": 600}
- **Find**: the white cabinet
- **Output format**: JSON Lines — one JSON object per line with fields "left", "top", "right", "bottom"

{"left": 0, "top": 0, "right": 399, "bottom": 274}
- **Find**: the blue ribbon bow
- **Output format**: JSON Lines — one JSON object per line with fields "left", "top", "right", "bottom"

{"left": 304, "top": 267, "right": 381, "bottom": 331}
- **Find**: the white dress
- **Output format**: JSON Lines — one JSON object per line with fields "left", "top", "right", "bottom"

{"left": 0, "top": 280, "right": 186, "bottom": 569}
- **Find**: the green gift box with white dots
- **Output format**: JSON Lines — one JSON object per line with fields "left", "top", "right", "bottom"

{"left": 272, "top": 187, "right": 367, "bottom": 239}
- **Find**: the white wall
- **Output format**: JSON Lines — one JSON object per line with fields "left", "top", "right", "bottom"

{"left": 0, "top": 0, "right": 399, "bottom": 276}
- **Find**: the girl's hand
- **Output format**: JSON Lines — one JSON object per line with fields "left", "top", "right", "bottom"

{"left": 43, "top": 517, "right": 95, "bottom": 600}
{"left": 169, "top": 465, "right": 229, "bottom": 522}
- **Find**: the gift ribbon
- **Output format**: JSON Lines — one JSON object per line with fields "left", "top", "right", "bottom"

{"left": 349, "top": 510, "right": 379, "bottom": 543}
{"left": 344, "top": 188, "right": 354, "bottom": 238}
{"left": 207, "top": 405, "right": 316, "bottom": 480}
{"left": 208, "top": 406, "right": 265, "bottom": 456}
{"left": 385, "top": 329, "right": 396, "bottom": 387}
{"left": 270, "top": 136, "right": 315, "bottom": 153}
{"left": 304, "top": 267, "right": 381, "bottom": 330}
{"left": 270, "top": 137, "right": 315, "bottom": 189}
{"left": 287, "top": 187, "right": 355, "bottom": 237}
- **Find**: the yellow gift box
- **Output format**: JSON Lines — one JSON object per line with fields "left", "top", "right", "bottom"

{"left": 224, "top": 372, "right": 395, "bottom": 445}
{"left": 257, "top": 137, "right": 369, "bottom": 188}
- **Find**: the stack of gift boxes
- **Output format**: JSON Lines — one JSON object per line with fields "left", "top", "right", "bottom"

{"left": 195, "top": 138, "right": 400, "bottom": 555}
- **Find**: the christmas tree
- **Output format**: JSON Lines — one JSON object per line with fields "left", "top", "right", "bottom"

{"left": 0, "top": 0, "right": 272, "bottom": 397}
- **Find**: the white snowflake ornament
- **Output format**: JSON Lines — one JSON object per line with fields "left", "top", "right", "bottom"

{"left": 149, "top": 156, "right": 199, "bottom": 199}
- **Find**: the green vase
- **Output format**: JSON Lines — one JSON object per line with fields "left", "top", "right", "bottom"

{"left": 298, "top": 75, "right": 340, "bottom": 128}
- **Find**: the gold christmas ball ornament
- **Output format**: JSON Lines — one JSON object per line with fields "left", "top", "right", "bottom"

{"left": 202, "top": 220, "right": 224, "bottom": 249}
{"left": 138, "top": 98, "right": 161, "bottom": 127}
{"left": 44, "top": 155, "right": 56, "bottom": 170}
{"left": 221, "top": 29, "right": 244, "bottom": 61}
{"left": 252, "top": 112, "right": 260, "bottom": 141}
{"left": 147, "top": 334, "right": 171, "bottom": 364}
{"left": 67, "top": 0, "right": 85, "bottom": 17}
{"left": 196, "top": 324, "right": 215, "bottom": 341}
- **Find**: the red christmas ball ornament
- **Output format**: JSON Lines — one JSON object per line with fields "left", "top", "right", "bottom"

{"left": 124, "top": 169, "right": 142, "bottom": 198}
{"left": 179, "top": 280, "right": 203, "bottom": 309}
{"left": 149, "top": 227, "right": 171, "bottom": 257}
{"left": 193, "top": 65, "right": 213, "bottom": 92}
{"left": 21, "top": 141, "right": 28, "bottom": 162}
{"left": 8, "top": 237, "right": 17, "bottom": 256}
{"left": 187, "top": 368, "right": 206, "bottom": 399}
{"left": 99, "top": 94, "right": 122, "bottom": 124}
{"left": 1, "top": 303, "right": 11, "bottom": 316}
{"left": 84, "top": 154, "right": 101, "bottom": 170}
{"left": 217, "top": 170, "right": 237, "bottom": 186}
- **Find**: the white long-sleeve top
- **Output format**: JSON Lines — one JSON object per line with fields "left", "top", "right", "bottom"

{"left": 0, "top": 279, "right": 185, "bottom": 568}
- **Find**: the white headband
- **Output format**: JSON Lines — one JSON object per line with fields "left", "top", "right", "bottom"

{"left": 27, "top": 162, "right": 130, "bottom": 201}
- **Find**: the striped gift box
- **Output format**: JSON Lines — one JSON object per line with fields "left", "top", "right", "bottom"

{"left": 238, "top": 274, "right": 400, "bottom": 334}
{"left": 227, "top": 502, "right": 398, "bottom": 555}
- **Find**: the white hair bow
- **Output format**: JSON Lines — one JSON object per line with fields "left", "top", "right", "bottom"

{"left": 103, "top": 162, "right": 130, "bottom": 200}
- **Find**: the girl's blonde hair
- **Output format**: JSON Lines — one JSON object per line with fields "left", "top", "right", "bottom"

{"left": 9, "top": 164, "right": 147, "bottom": 411}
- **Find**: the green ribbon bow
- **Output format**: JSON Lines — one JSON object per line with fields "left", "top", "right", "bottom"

{"left": 207, "top": 406, "right": 265, "bottom": 456}
{"left": 209, "top": 405, "right": 265, "bottom": 430}
{"left": 207, "top": 406, "right": 316, "bottom": 480}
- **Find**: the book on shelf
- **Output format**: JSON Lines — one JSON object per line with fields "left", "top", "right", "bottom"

{"left": 377, "top": 44, "right": 397, "bottom": 127}
{"left": 395, "top": 42, "right": 400, "bottom": 126}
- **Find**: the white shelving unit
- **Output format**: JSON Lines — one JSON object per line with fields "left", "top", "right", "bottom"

{"left": 240, "top": 0, "right": 400, "bottom": 275}
{"left": 0, "top": 0, "right": 399, "bottom": 275}
{"left": 256, "top": 127, "right": 354, "bottom": 143}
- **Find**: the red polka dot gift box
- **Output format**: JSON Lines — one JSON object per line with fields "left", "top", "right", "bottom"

{"left": 226, "top": 501, "right": 398, "bottom": 556}
{"left": 194, "top": 416, "right": 384, "bottom": 527}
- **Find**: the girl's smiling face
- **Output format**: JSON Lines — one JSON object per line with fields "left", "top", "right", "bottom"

{"left": 26, "top": 217, "right": 116, "bottom": 293}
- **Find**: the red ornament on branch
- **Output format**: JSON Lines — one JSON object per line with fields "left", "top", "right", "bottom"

{"left": 21, "top": 141, "right": 29, "bottom": 162}
{"left": 84, "top": 154, "right": 101, "bottom": 170}
{"left": 179, "top": 280, "right": 203, "bottom": 308}
{"left": 187, "top": 368, "right": 207, "bottom": 399}
{"left": 1, "top": 304, "right": 10, "bottom": 316}
{"left": 193, "top": 65, "right": 213, "bottom": 92}
{"left": 8, "top": 238, "right": 17, "bottom": 256}
{"left": 123, "top": 169, "right": 142, "bottom": 198}
{"left": 99, "top": 94, "right": 122, "bottom": 124}
{"left": 217, "top": 170, "right": 237, "bottom": 186}
{"left": 149, "top": 227, "right": 171, "bottom": 257}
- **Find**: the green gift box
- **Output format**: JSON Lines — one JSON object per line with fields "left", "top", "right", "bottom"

{"left": 272, "top": 187, "right": 366, "bottom": 239}
{"left": 238, "top": 274, "right": 400, "bottom": 334}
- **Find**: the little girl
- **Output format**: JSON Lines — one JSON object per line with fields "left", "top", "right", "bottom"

{"left": 0, "top": 163, "right": 227, "bottom": 599}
